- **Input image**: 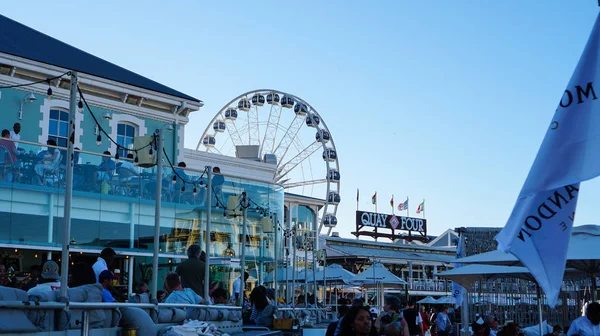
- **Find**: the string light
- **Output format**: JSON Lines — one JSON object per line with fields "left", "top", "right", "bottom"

{"left": 46, "top": 85, "right": 53, "bottom": 100}
{"left": 193, "top": 187, "right": 197, "bottom": 197}
{"left": 149, "top": 147, "right": 153, "bottom": 158}
{"left": 78, "top": 99, "right": 83, "bottom": 112}
{"left": 134, "top": 156, "right": 139, "bottom": 166}
{"left": 96, "top": 134, "right": 102, "bottom": 146}
{"left": 172, "top": 175, "right": 177, "bottom": 184}
{"left": 115, "top": 152, "right": 119, "bottom": 163}
{"left": 181, "top": 185, "right": 185, "bottom": 192}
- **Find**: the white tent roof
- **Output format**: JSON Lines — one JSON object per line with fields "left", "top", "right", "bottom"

{"left": 438, "top": 264, "right": 537, "bottom": 289}
{"left": 309, "top": 264, "right": 355, "bottom": 284}
{"left": 351, "top": 262, "right": 407, "bottom": 288}
{"left": 453, "top": 224, "right": 600, "bottom": 274}
{"left": 417, "top": 296, "right": 438, "bottom": 304}
{"left": 435, "top": 296, "right": 456, "bottom": 304}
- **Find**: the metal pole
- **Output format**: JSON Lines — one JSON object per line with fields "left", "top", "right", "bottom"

{"left": 292, "top": 221, "right": 297, "bottom": 314}
{"left": 461, "top": 289, "right": 470, "bottom": 336}
{"left": 239, "top": 191, "right": 247, "bottom": 308}
{"left": 304, "top": 238, "right": 308, "bottom": 306}
{"left": 204, "top": 167, "right": 212, "bottom": 301}
{"left": 274, "top": 213, "right": 278, "bottom": 302}
{"left": 286, "top": 204, "right": 292, "bottom": 304}
{"left": 60, "top": 71, "right": 77, "bottom": 298}
{"left": 79, "top": 310, "right": 89, "bottom": 336}
{"left": 151, "top": 128, "right": 163, "bottom": 300}
{"left": 312, "top": 208, "right": 318, "bottom": 322}
{"left": 127, "top": 256, "right": 134, "bottom": 298}
{"left": 537, "top": 283, "right": 544, "bottom": 336}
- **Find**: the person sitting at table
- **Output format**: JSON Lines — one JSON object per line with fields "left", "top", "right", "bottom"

{"left": 117, "top": 153, "right": 140, "bottom": 182}
{"left": 95, "top": 151, "right": 116, "bottom": 182}
{"left": 34, "top": 139, "right": 61, "bottom": 185}
{"left": 0, "top": 129, "right": 18, "bottom": 182}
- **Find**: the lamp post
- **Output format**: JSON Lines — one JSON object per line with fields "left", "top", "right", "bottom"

{"left": 204, "top": 166, "right": 212, "bottom": 302}
{"left": 239, "top": 191, "right": 247, "bottom": 308}
{"left": 60, "top": 71, "right": 77, "bottom": 298}
{"left": 151, "top": 127, "right": 164, "bottom": 300}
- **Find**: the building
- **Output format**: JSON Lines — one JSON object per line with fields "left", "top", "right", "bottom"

{"left": 0, "top": 14, "right": 292, "bottom": 294}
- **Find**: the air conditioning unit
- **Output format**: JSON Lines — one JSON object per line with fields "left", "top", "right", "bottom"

{"left": 133, "top": 136, "right": 156, "bottom": 168}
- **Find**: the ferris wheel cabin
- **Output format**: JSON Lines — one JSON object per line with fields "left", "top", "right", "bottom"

{"left": 267, "top": 92, "right": 280, "bottom": 104}
{"left": 316, "top": 130, "right": 330, "bottom": 143}
{"left": 281, "top": 95, "right": 294, "bottom": 108}
{"left": 202, "top": 136, "right": 216, "bottom": 147}
{"left": 306, "top": 114, "right": 320, "bottom": 127}
{"left": 328, "top": 169, "right": 340, "bottom": 182}
{"left": 323, "top": 213, "right": 338, "bottom": 227}
{"left": 252, "top": 93, "right": 265, "bottom": 106}
{"left": 327, "top": 192, "right": 341, "bottom": 204}
{"left": 224, "top": 108, "right": 238, "bottom": 120}
{"left": 323, "top": 148, "right": 337, "bottom": 161}
{"left": 213, "top": 120, "right": 226, "bottom": 132}
{"left": 238, "top": 98, "right": 251, "bottom": 111}
{"left": 294, "top": 102, "right": 308, "bottom": 116}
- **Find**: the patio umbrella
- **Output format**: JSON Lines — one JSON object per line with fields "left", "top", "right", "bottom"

{"left": 351, "top": 262, "right": 408, "bottom": 288}
{"left": 435, "top": 296, "right": 456, "bottom": 304}
{"left": 417, "top": 296, "right": 438, "bottom": 304}
{"left": 309, "top": 264, "right": 355, "bottom": 285}
{"left": 453, "top": 225, "right": 600, "bottom": 298}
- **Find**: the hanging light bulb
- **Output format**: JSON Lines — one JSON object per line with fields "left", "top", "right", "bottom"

{"left": 47, "top": 86, "right": 53, "bottom": 100}
{"left": 223, "top": 211, "right": 227, "bottom": 218}
{"left": 149, "top": 147, "right": 153, "bottom": 158}
{"left": 193, "top": 187, "right": 197, "bottom": 197}
{"left": 96, "top": 134, "right": 102, "bottom": 146}
{"left": 172, "top": 175, "right": 177, "bottom": 184}
{"left": 115, "top": 152, "right": 120, "bottom": 163}
{"left": 181, "top": 185, "right": 185, "bottom": 192}
{"left": 78, "top": 100, "right": 83, "bottom": 112}
{"left": 199, "top": 180, "right": 204, "bottom": 187}
{"left": 134, "top": 156, "right": 139, "bottom": 166}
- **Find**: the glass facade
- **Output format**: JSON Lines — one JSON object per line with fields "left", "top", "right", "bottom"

{"left": 0, "top": 138, "right": 284, "bottom": 270}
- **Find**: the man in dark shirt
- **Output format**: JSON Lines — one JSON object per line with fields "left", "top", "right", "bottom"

{"left": 175, "top": 244, "right": 206, "bottom": 297}
{"left": 402, "top": 300, "right": 424, "bottom": 336}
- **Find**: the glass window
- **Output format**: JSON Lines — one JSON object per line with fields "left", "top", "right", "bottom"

{"left": 48, "top": 109, "right": 69, "bottom": 148}
{"left": 116, "top": 123, "right": 136, "bottom": 158}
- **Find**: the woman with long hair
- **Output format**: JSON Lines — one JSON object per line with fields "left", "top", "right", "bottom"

{"left": 340, "top": 306, "right": 378, "bottom": 336}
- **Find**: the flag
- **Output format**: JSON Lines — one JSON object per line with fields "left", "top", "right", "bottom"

{"left": 452, "top": 234, "right": 466, "bottom": 308}
{"left": 371, "top": 192, "right": 377, "bottom": 204}
{"left": 496, "top": 13, "right": 600, "bottom": 308}
{"left": 397, "top": 199, "right": 409, "bottom": 211}
{"left": 416, "top": 201, "right": 424, "bottom": 214}
{"left": 390, "top": 195, "right": 394, "bottom": 208}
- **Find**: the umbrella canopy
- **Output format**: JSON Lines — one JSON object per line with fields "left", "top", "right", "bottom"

{"left": 351, "top": 262, "right": 407, "bottom": 288}
{"left": 453, "top": 225, "right": 600, "bottom": 275}
{"left": 263, "top": 268, "right": 315, "bottom": 283}
{"left": 438, "top": 264, "right": 585, "bottom": 289}
{"left": 417, "top": 296, "right": 438, "bottom": 304}
{"left": 309, "top": 264, "right": 355, "bottom": 285}
{"left": 435, "top": 296, "right": 456, "bottom": 304}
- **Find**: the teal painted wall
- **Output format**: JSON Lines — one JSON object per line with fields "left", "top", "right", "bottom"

{"left": 0, "top": 88, "right": 178, "bottom": 161}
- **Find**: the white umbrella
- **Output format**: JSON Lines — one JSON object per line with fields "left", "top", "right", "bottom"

{"left": 435, "top": 296, "right": 456, "bottom": 304}
{"left": 417, "top": 296, "right": 438, "bottom": 304}
{"left": 309, "top": 264, "right": 355, "bottom": 285}
{"left": 351, "top": 262, "right": 408, "bottom": 288}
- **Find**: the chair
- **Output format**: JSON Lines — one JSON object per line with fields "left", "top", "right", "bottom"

{"left": 115, "top": 167, "right": 139, "bottom": 196}
{"left": 42, "top": 152, "right": 62, "bottom": 187}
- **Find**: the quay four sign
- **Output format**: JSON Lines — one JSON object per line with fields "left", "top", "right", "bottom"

{"left": 355, "top": 210, "right": 426, "bottom": 233}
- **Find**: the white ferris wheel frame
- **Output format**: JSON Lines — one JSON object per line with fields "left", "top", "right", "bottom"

{"left": 196, "top": 89, "right": 340, "bottom": 235}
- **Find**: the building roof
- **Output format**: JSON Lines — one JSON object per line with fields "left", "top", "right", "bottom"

{"left": 0, "top": 14, "right": 200, "bottom": 103}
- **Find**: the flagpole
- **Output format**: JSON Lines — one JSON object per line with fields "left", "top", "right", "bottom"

{"left": 422, "top": 198, "right": 425, "bottom": 218}
{"left": 406, "top": 196, "right": 409, "bottom": 217}
{"left": 391, "top": 195, "right": 394, "bottom": 215}
{"left": 356, "top": 188, "right": 359, "bottom": 211}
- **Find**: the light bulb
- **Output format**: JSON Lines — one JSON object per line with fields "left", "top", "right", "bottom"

{"left": 193, "top": 187, "right": 197, "bottom": 196}
{"left": 115, "top": 153, "right": 119, "bottom": 163}
{"left": 47, "top": 87, "right": 53, "bottom": 100}
{"left": 96, "top": 134, "right": 102, "bottom": 146}
{"left": 172, "top": 175, "right": 177, "bottom": 184}
{"left": 78, "top": 100, "right": 83, "bottom": 112}
{"left": 149, "top": 147, "right": 153, "bottom": 158}
{"left": 181, "top": 185, "right": 185, "bottom": 192}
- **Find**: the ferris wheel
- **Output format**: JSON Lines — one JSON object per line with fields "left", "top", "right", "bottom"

{"left": 196, "top": 89, "right": 340, "bottom": 234}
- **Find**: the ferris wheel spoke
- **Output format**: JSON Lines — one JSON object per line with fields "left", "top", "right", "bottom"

{"left": 225, "top": 119, "right": 244, "bottom": 146}
{"left": 260, "top": 104, "right": 283, "bottom": 156}
{"left": 273, "top": 115, "right": 306, "bottom": 165}
{"left": 276, "top": 140, "right": 322, "bottom": 182}
{"left": 247, "top": 105, "right": 260, "bottom": 145}
{"left": 283, "top": 178, "right": 327, "bottom": 189}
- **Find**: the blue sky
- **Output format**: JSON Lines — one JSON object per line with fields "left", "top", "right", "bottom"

{"left": 3, "top": 1, "right": 599, "bottom": 236}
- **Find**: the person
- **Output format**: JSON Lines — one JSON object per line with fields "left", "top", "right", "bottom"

{"left": 327, "top": 305, "right": 349, "bottom": 336}
{"left": 98, "top": 270, "right": 117, "bottom": 302}
{"left": 232, "top": 271, "right": 249, "bottom": 303}
{"left": 212, "top": 287, "right": 228, "bottom": 305}
{"left": 544, "top": 325, "right": 563, "bottom": 336}
{"left": 430, "top": 308, "right": 438, "bottom": 336}
{"left": 402, "top": 300, "right": 424, "bottom": 336}
{"left": 384, "top": 322, "right": 403, "bottom": 336}
{"left": 70, "top": 262, "right": 96, "bottom": 287}
{"left": 175, "top": 244, "right": 206, "bottom": 297}
{"left": 28, "top": 260, "right": 62, "bottom": 295}
{"left": 34, "top": 139, "right": 61, "bottom": 184}
{"left": 339, "top": 306, "right": 378, "bottom": 336}
{"left": 375, "top": 296, "right": 402, "bottom": 335}
{"left": 93, "top": 247, "right": 116, "bottom": 281}
{"left": 95, "top": 151, "right": 116, "bottom": 182}
{"left": 266, "top": 288, "right": 277, "bottom": 305}
{"left": 137, "top": 282, "right": 149, "bottom": 295}
{"left": 498, "top": 323, "right": 520, "bottom": 336}
{"left": 248, "top": 286, "right": 275, "bottom": 327}
{"left": 421, "top": 306, "right": 432, "bottom": 335}
{"left": 485, "top": 315, "right": 499, "bottom": 336}
{"left": 0, "top": 263, "right": 10, "bottom": 287}
{"left": 164, "top": 272, "right": 205, "bottom": 305}
{"left": 568, "top": 302, "right": 600, "bottom": 336}
{"left": 0, "top": 129, "right": 17, "bottom": 182}
{"left": 116, "top": 153, "right": 139, "bottom": 182}
{"left": 20, "top": 265, "right": 41, "bottom": 291}
{"left": 436, "top": 306, "right": 451, "bottom": 336}
{"left": 211, "top": 166, "right": 225, "bottom": 204}
{"left": 10, "top": 123, "right": 20, "bottom": 147}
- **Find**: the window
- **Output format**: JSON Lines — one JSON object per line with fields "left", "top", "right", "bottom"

{"left": 116, "top": 123, "right": 136, "bottom": 158}
{"left": 48, "top": 109, "right": 69, "bottom": 147}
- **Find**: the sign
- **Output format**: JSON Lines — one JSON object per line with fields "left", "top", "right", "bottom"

{"left": 355, "top": 211, "right": 426, "bottom": 233}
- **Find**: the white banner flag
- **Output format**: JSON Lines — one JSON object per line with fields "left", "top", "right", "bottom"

{"left": 496, "top": 13, "right": 600, "bottom": 308}
{"left": 452, "top": 234, "right": 466, "bottom": 308}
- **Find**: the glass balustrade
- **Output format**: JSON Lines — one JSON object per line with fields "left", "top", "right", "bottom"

{"left": 0, "top": 138, "right": 284, "bottom": 264}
